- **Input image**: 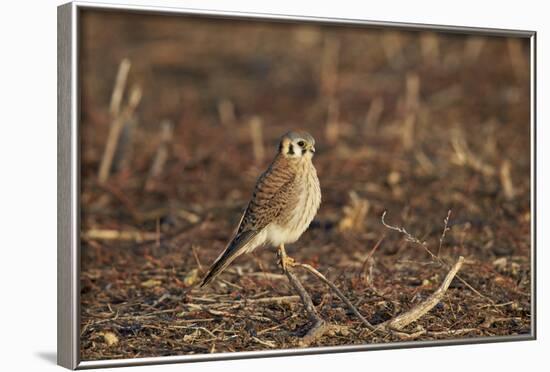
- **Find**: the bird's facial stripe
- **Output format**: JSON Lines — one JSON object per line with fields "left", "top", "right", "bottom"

{"left": 287, "top": 143, "right": 295, "bottom": 155}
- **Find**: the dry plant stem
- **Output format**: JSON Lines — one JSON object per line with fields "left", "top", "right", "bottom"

{"left": 246, "top": 295, "right": 300, "bottom": 305}
{"left": 109, "top": 58, "right": 131, "bottom": 117}
{"left": 464, "top": 36, "right": 486, "bottom": 63}
{"left": 83, "top": 228, "right": 158, "bottom": 242}
{"left": 297, "top": 263, "right": 377, "bottom": 332}
{"left": 364, "top": 97, "right": 384, "bottom": 132}
{"left": 217, "top": 99, "right": 236, "bottom": 126}
{"left": 359, "top": 235, "right": 384, "bottom": 285}
{"left": 437, "top": 210, "right": 452, "bottom": 257}
{"left": 98, "top": 116, "right": 127, "bottom": 184}
{"left": 249, "top": 116, "right": 265, "bottom": 164}
{"left": 383, "top": 256, "right": 464, "bottom": 331}
{"left": 145, "top": 120, "right": 174, "bottom": 190}
{"left": 277, "top": 245, "right": 328, "bottom": 346}
{"left": 450, "top": 129, "right": 495, "bottom": 176}
{"left": 500, "top": 160, "right": 516, "bottom": 200}
{"left": 98, "top": 86, "right": 143, "bottom": 184}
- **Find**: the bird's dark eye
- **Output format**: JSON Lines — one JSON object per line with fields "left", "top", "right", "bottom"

{"left": 297, "top": 141, "right": 305, "bottom": 147}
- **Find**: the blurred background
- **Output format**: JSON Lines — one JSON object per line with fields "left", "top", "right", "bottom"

{"left": 79, "top": 9, "right": 531, "bottom": 360}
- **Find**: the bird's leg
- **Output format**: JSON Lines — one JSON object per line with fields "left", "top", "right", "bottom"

{"left": 277, "top": 244, "right": 295, "bottom": 271}
{"left": 277, "top": 244, "right": 327, "bottom": 346}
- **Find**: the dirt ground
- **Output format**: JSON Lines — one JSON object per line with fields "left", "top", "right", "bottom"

{"left": 78, "top": 10, "right": 532, "bottom": 361}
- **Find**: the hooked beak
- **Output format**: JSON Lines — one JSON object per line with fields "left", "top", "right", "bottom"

{"left": 308, "top": 145, "right": 316, "bottom": 153}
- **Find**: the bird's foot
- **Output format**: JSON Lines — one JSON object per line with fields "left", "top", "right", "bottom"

{"left": 281, "top": 255, "right": 296, "bottom": 271}
{"left": 277, "top": 245, "right": 296, "bottom": 272}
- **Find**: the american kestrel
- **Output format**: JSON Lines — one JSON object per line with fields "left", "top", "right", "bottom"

{"left": 200, "top": 131, "right": 321, "bottom": 287}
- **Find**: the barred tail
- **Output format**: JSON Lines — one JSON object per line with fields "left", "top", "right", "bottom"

{"left": 199, "top": 230, "right": 257, "bottom": 287}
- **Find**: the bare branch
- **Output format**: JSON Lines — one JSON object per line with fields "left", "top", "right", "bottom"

{"left": 296, "top": 263, "right": 377, "bottom": 332}
{"left": 381, "top": 210, "right": 426, "bottom": 246}
{"left": 277, "top": 245, "right": 328, "bottom": 346}
{"left": 383, "top": 256, "right": 464, "bottom": 331}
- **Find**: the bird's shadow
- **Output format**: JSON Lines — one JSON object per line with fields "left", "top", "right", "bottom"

{"left": 36, "top": 351, "right": 57, "bottom": 365}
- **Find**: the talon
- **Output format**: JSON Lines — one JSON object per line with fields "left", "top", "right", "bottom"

{"left": 283, "top": 256, "right": 295, "bottom": 269}
{"left": 277, "top": 245, "right": 295, "bottom": 271}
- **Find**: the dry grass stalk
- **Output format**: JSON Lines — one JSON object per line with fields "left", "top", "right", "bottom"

{"left": 500, "top": 160, "right": 516, "bottom": 201}
{"left": 405, "top": 73, "right": 421, "bottom": 113}
{"left": 338, "top": 191, "right": 370, "bottom": 232}
{"left": 507, "top": 38, "right": 527, "bottom": 81}
{"left": 192, "top": 245, "right": 204, "bottom": 272}
{"left": 217, "top": 99, "right": 236, "bottom": 126}
{"left": 414, "top": 150, "right": 436, "bottom": 174}
{"left": 437, "top": 210, "right": 452, "bottom": 257}
{"left": 83, "top": 228, "right": 158, "bottom": 242}
{"left": 245, "top": 295, "right": 300, "bottom": 305}
{"left": 145, "top": 120, "right": 174, "bottom": 190}
{"left": 363, "top": 97, "right": 384, "bottom": 133}
{"left": 381, "top": 31, "right": 404, "bottom": 68}
{"left": 399, "top": 73, "right": 420, "bottom": 150}
{"left": 320, "top": 34, "right": 340, "bottom": 98}
{"left": 359, "top": 235, "right": 385, "bottom": 286}
{"left": 383, "top": 256, "right": 464, "bottom": 331}
{"left": 249, "top": 116, "right": 265, "bottom": 164}
{"left": 320, "top": 34, "right": 341, "bottom": 145}
{"left": 109, "top": 58, "right": 131, "bottom": 117}
{"left": 325, "top": 98, "right": 340, "bottom": 144}
{"left": 450, "top": 128, "right": 495, "bottom": 176}
{"left": 111, "top": 116, "right": 137, "bottom": 173}
{"left": 98, "top": 85, "right": 143, "bottom": 184}
{"left": 464, "top": 36, "right": 486, "bottom": 63}
{"left": 401, "top": 113, "right": 416, "bottom": 151}
{"left": 420, "top": 32, "right": 440, "bottom": 65}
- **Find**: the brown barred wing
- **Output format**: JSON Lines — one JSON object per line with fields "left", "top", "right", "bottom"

{"left": 237, "top": 157, "right": 297, "bottom": 234}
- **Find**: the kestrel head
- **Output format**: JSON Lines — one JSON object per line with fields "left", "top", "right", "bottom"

{"left": 278, "top": 131, "right": 316, "bottom": 160}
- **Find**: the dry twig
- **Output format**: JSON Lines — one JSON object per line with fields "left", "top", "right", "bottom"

{"left": 277, "top": 245, "right": 328, "bottom": 346}
{"left": 296, "top": 263, "right": 377, "bottom": 332}
{"left": 382, "top": 256, "right": 464, "bottom": 331}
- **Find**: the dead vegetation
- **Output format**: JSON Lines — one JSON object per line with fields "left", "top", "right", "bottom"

{"left": 79, "top": 11, "right": 531, "bottom": 361}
